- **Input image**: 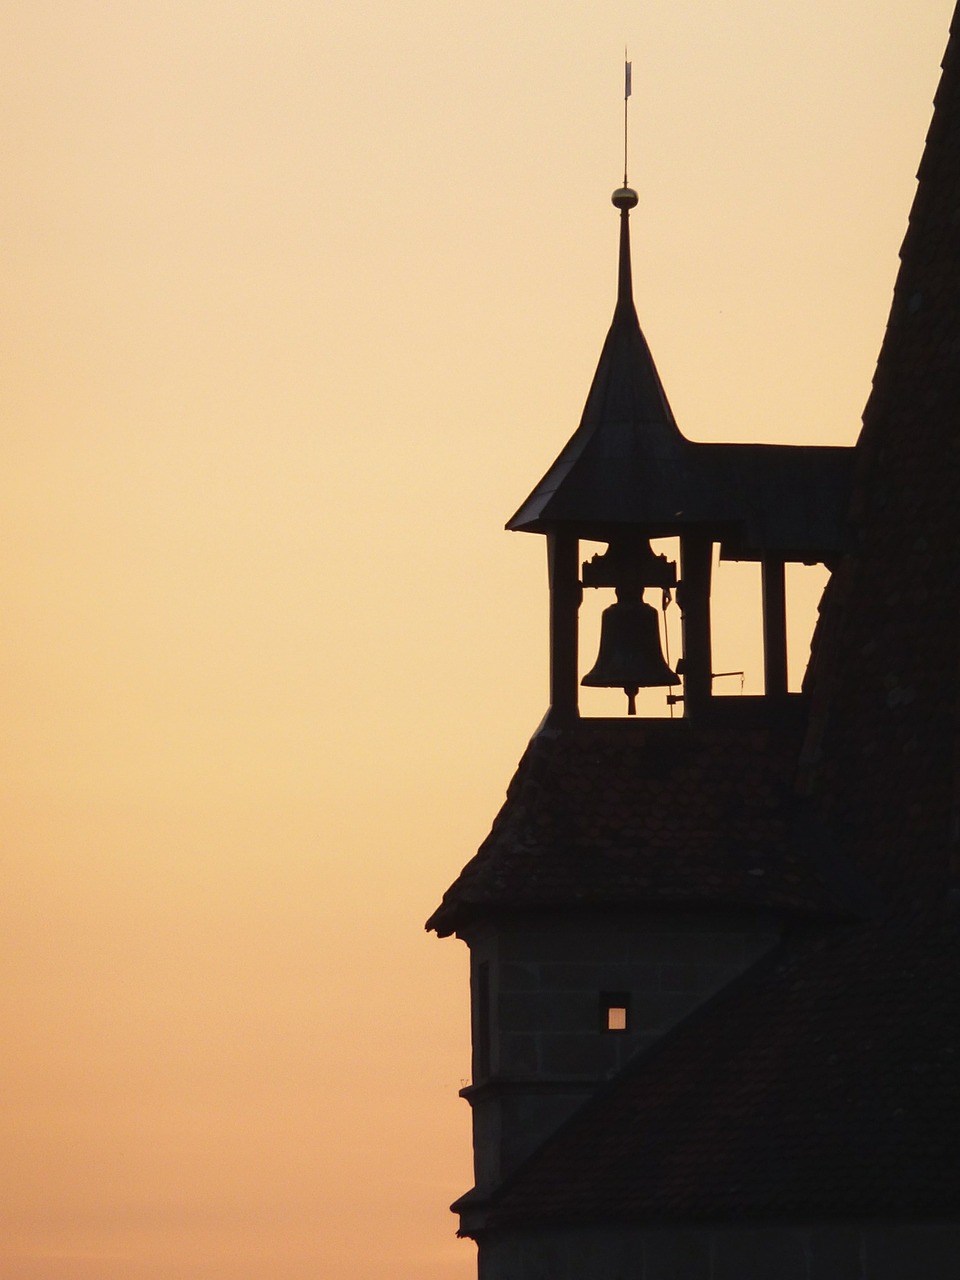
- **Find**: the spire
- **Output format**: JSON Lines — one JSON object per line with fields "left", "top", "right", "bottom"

{"left": 615, "top": 57, "right": 638, "bottom": 318}
{"left": 507, "top": 186, "right": 686, "bottom": 536}
{"left": 612, "top": 185, "right": 639, "bottom": 318}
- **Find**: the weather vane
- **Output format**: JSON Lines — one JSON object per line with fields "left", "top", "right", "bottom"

{"left": 623, "top": 51, "right": 632, "bottom": 187}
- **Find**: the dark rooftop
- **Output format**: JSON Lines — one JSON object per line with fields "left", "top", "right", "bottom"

{"left": 427, "top": 715, "right": 857, "bottom": 938}
{"left": 800, "top": 2, "right": 960, "bottom": 911}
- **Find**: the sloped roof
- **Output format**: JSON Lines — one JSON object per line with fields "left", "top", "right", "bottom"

{"left": 507, "top": 195, "right": 852, "bottom": 559}
{"left": 466, "top": 908, "right": 960, "bottom": 1229}
{"left": 506, "top": 200, "right": 687, "bottom": 537}
{"left": 426, "top": 716, "right": 855, "bottom": 938}
{"left": 799, "top": 3, "right": 960, "bottom": 910}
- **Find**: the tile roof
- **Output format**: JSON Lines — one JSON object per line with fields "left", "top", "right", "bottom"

{"left": 468, "top": 908, "right": 960, "bottom": 1228}
{"left": 427, "top": 714, "right": 855, "bottom": 938}
{"left": 800, "top": 5, "right": 960, "bottom": 910}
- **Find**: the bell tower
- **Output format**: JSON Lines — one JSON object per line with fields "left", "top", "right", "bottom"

{"left": 509, "top": 182, "right": 851, "bottom": 727}
{"left": 428, "top": 178, "right": 853, "bottom": 1203}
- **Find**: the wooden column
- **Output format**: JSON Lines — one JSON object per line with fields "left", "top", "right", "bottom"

{"left": 679, "top": 534, "right": 713, "bottom": 718}
{"left": 546, "top": 532, "right": 580, "bottom": 727}
{"left": 761, "top": 555, "right": 788, "bottom": 698}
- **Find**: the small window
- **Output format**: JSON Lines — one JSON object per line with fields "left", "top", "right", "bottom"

{"left": 600, "top": 992, "right": 630, "bottom": 1033}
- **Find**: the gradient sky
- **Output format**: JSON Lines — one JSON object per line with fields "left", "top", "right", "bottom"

{"left": 0, "top": 3, "right": 955, "bottom": 1277}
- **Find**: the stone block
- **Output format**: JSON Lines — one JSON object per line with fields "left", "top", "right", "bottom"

{"left": 500, "top": 925, "right": 631, "bottom": 964}
{"left": 500, "top": 962, "right": 539, "bottom": 991}
{"left": 627, "top": 931, "right": 701, "bottom": 963}
{"left": 864, "top": 1224, "right": 960, "bottom": 1279}
{"left": 804, "top": 1226, "right": 863, "bottom": 1279}
{"left": 498, "top": 1033, "right": 539, "bottom": 1075}
{"left": 712, "top": 1228, "right": 807, "bottom": 1280}
{"left": 641, "top": 1229, "right": 711, "bottom": 1279}
{"left": 537, "top": 960, "right": 659, "bottom": 993}
{"left": 499, "top": 989, "right": 598, "bottom": 1035}
{"left": 497, "top": 990, "right": 542, "bottom": 1032}
{"left": 539, "top": 1032, "right": 619, "bottom": 1077}
{"left": 639, "top": 927, "right": 775, "bottom": 966}
{"left": 672, "top": 931, "right": 752, "bottom": 964}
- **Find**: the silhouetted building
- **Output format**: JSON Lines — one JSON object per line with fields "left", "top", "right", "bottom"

{"left": 428, "top": 9, "right": 960, "bottom": 1277}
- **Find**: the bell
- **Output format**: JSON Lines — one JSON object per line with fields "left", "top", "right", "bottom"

{"left": 582, "top": 596, "right": 677, "bottom": 714}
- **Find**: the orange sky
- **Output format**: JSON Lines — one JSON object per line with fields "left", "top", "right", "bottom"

{"left": 0, "top": 2, "right": 955, "bottom": 1276}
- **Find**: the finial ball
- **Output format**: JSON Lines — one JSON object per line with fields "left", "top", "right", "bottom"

{"left": 612, "top": 186, "right": 639, "bottom": 210}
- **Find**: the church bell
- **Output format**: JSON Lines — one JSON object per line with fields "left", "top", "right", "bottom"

{"left": 581, "top": 594, "right": 678, "bottom": 714}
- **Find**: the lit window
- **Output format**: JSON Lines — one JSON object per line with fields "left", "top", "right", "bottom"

{"left": 606, "top": 1004, "right": 628, "bottom": 1031}
{"left": 600, "top": 992, "right": 630, "bottom": 1032}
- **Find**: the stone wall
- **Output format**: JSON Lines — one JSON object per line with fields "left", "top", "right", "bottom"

{"left": 460, "top": 909, "right": 780, "bottom": 1191}
{"left": 478, "top": 1221, "right": 960, "bottom": 1280}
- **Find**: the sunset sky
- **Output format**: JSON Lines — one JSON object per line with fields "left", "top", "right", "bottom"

{"left": 1, "top": 2, "right": 955, "bottom": 1277}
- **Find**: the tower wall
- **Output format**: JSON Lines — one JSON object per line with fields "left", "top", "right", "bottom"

{"left": 459, "top": 909, "right": 780, "bottom": 1191}
{"left": 476, "top": 1221, "right": 960, "bottom": 1280}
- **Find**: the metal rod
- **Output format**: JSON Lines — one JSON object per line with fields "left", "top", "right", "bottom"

{"left": 623, "top": 53, "right": 631, "bottom": 186}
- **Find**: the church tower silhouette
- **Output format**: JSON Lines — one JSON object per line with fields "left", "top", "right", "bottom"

{"left": 429, "top": 12, "right": 960, "bottom": 1276}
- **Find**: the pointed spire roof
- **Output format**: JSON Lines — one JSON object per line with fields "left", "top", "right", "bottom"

{"left": 507, "top": 188, "right": 688, "bottom": 536}
{"left": 507, "top": 190, "right": 854, "bottom": 558}
{"left": 436, "top": 20, "right": 960, "bottom": 1239}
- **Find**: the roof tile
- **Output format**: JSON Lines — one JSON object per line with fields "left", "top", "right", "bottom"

{"left": 427, "top": 715, "right": 851, "bottom": 937}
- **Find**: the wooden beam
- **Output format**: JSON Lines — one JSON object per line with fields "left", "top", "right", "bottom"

{"left": 547, "top": 532, "right": 580, "bottom": 726}
{"left": 762, "top": 556, "right": 788, "bottom": 698}
{"left": 679, "top": 534, "right": 713, "bottom": 717}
